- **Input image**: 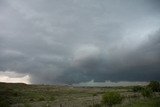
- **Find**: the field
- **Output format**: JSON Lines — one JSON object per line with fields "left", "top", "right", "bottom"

{"left": 0, "top": 82, "right": 160, "bottom": 107}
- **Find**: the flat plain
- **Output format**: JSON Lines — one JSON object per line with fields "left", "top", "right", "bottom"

{"left": 0, "top": 82, "right": 160, "bottom": 107}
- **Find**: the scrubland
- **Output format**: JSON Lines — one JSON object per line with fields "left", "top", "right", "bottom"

{"left": 0, "top": 82, "right": 160, "bottom": 107}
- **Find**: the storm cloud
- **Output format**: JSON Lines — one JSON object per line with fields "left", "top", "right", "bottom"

{"left": 0, "top": 0, "right": 160, "bottom": 84}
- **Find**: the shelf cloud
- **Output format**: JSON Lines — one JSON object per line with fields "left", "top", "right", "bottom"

{"left": 0, "top": 0, "right": 160, "bottom": 84}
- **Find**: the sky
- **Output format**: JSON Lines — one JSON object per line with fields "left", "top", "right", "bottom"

{"left": 0, "top": 0, "right": 160, "bottom": 85}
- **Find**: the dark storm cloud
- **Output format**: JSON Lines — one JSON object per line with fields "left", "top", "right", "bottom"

{"left": 0, "top": 0, "right": 160, "bottom": 84}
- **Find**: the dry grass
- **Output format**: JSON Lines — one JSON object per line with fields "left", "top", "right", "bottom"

{"left": 0, "top": 82, "right": 159, "bottom": 107}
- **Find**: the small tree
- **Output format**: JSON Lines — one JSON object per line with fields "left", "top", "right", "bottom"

{"left": 132, "top": 86, "right": 143, "bottom": 92}
{"left": 148, "top": 81, "right": 160, "bottom": 92}
{"left": 141, "top": 88, "right": 152, "bottom": 98}
{"left": 102, "top": 91, "right": 123, "bottom": 107}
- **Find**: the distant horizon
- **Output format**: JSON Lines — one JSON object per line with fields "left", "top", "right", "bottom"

{"left": 0, "top": 79, "right": 150, "bottom": 87}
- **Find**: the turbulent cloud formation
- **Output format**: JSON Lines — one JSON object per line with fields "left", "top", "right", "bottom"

{"left": 0, "top": 0, "right": 160, "bottom": 84}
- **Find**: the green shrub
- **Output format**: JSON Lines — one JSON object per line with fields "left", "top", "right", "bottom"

{"left": 141, "top": 88, "right": 153, "bottom": 98}
{"left": 148, "top": 81, "right": 160, "bottom": 92}
{"left": 38, "top": 97, "right": 45, "bottom": 101}
{"left": 29, "top": 98, "right": 34, "bottom": 102}
{"left": 93, "top": 93, "right": 97, "bottom": 97}
{"left": 132, "top": 86, "right": 143, "bottom": 92}
{"left": 0, "top": 101, "right": 10, "bottom": 107}
{"left": 24, "top": 103, "right": 32, "bottom": 107}
{"left": 50, "top": 96, "right": 55, "bottom": 101}
{"left": 102, "top": 91, "right": 123, "bottom": 107}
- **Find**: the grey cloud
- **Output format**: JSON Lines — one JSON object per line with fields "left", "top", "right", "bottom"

{"left": 0, "top": 0, "right": 160, "bottom": 84}
{"left": 57, "top": 29, "right": 160, "bottom": 84}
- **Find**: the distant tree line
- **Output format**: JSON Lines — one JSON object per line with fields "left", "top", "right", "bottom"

{"left": 132, "top": 81, "right": 160, "bottom": 98}
{"left": 133, "top": 81, "right": 160, "bottom": 93}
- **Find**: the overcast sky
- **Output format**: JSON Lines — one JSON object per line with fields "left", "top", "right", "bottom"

{"left": 0, "top": 0, "right": 160, "bottom": 84}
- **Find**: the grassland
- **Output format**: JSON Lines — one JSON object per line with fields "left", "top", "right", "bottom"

{"left": 0, "top": 82, "right": 159, "bottom": 107}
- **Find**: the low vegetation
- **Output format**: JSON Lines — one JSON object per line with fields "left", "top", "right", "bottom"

{"left": 141, "top": 88, "right": 153, "bottom": 98}
{"left": 0, "top": 81, "right": 160, "bottom": 107}
{"left": 102, "top": 91, "right": 123, "bottom": 107}
{"left": 148, "top": 81, "right": 160, "bottom": 92}
{"left": 122, "top": 97, "right": 160, "bottom": 107}
{"left": 132, "top": 86, "right": 143, "bottom": 92}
